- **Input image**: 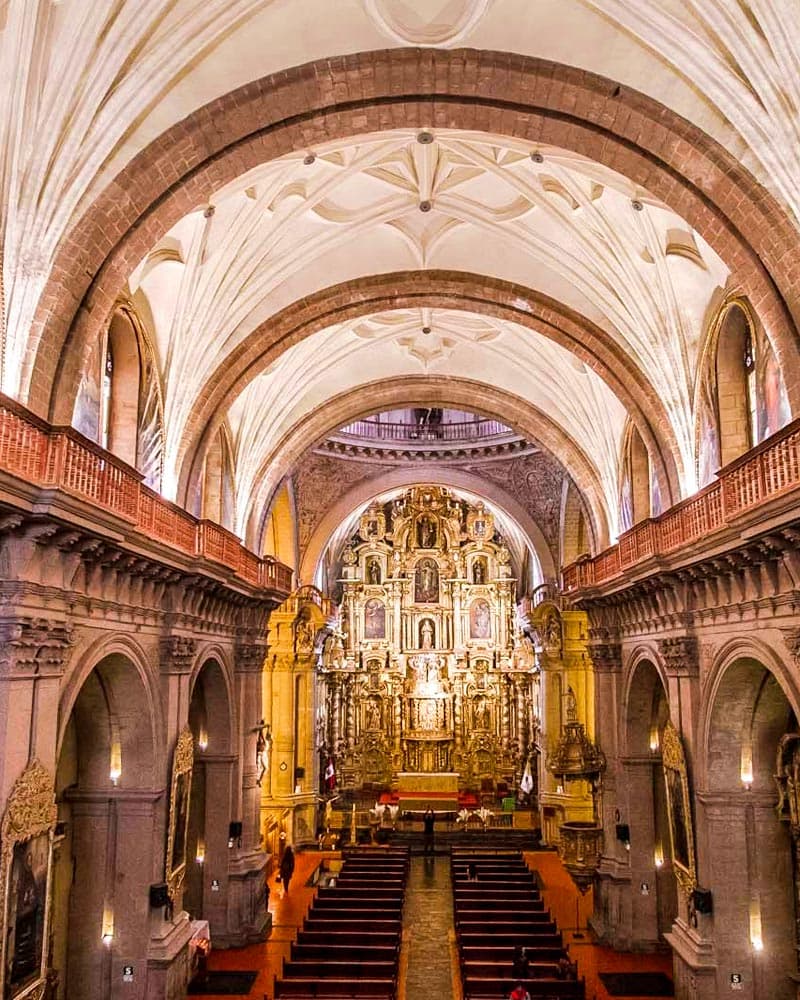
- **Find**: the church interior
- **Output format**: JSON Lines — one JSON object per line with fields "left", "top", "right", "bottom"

{"left": 1, "top": 2, "right": 800, "bottom": 998}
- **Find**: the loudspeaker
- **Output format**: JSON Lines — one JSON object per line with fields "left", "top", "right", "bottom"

{"left": 149, "top": 883, "right": 169, "bottom": 908}
{"left": 294, "top": 767, "right": 305, "bottom": 780}
{"left": 615, "top": 823, "right": 630, "bottom": 843}
{"left": 692, "top": 888, "right": 713, "bottom": 914}
{"left": 228, "top": 821, "right": 243, "bottom": 841}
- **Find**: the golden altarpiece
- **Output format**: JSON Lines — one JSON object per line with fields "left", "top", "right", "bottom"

{"left": 317, "top": 487, "right": 539, "bottom": 795}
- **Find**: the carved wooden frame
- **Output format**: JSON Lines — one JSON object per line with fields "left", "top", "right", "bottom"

{"left": 165, "top": 727, "right": 194, "bottom": 900}
{"left": 0, "top": 760, "right": 57, "bottom": 1000}
{"left": 661, "top": 721, "right": 697, "bottom": 893}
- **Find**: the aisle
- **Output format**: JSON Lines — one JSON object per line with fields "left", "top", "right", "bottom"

{"left": 402, "top": 855, "right": 457, "bottom": 1000}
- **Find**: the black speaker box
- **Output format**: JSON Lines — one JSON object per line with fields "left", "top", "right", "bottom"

{"left": 149, "top": 883, "right": 169, "bottom": 908}
{"left": 294, "top": 767, "right": 305, "bottom": 780}
{"left": 615, "top": 823, "right": 630, "bottom": 842}
{"left": 693, "top": 888, "right": 713, "bottom": 914}
{"left": 228, "top": 821, "right": 243, "bottom": 840}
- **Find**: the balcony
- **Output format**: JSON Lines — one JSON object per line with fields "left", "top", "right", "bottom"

{"left": 334, "top": 416, "right": 516, "bottom": 446}
{"left": 562, "top": 418, "right": 800, "bottom": 592}
{"left": 0, "top": 394, "right": 293, "bottom": 596}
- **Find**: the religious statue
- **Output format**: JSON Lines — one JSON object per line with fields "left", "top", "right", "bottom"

{"left": 415, "top": 558, "right": 439, "bottom": 603}
{"left": 417, "top": 515, "right": 436, "bottom": 548}
{"left": 470, "top": 599, "right": 491, "bottom": 638}
{"left": 296, "top": 618, "right": 314, "bottom": 655}
{"left": 364, "top": 598, "right": 386, "bottom": 638}
{"left": 473, "top": 695, "right": 490, "bottom": 729}
{"left": 365, "top": 698, "right": 382, "bottom": 729}
{"left": 420, "top": 618, "right": 435, "bottom": 650}
{"left": 255, "top": 720, "right": 272, "bottom": 786}
{"left": 472, "top": 557, "right": 487, "bottom": 584}
{"left": 367, "top": 557, "right": 381, "bottom": 584}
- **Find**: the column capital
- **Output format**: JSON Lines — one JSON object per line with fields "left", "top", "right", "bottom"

{"left": 658, "top": 635, "right": 699, "bottom": 677}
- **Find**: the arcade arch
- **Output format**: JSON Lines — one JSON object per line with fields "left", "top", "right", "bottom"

{"left": 53, "top": 651, "right": 159, "bottom": 1000}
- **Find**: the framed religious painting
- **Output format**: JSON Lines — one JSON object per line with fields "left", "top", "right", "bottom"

{"left": 165, "top": 727, "right": 194, "bottom": 900}
{"left": 0, "top": 760, "right": 57, "bottom": 1000}
{"left": 661, "top": 721, "right": 697, "bottom": 893}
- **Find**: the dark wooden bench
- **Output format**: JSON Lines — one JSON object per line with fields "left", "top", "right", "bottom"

{"left": 273, "top": 978, "right": 395, "bottom": 998}
{"left": 458, "top": 930, "right": 562, "bottom": 945}
{"left": 310, "top": 902, "right": 403, "bottom": 917}
{"left": 282, "top": 960, "right": 396, "bottom": 980}
{"left": 317, "top": 887, "right": 404, "bottom": 901}
{"left": 460, "top": 945, "right": 566, "bottom": 963}
{"left": 461, "top": 977, "right": 584, "bottom": 999}
{"left": 456, "top": 918, "right": 557, "bottom": 934}
{"left": 461, "top": 960, "right": 561, "bottom": 979}
{"left": 303, "top": 910, "right": 402, "bottom": 934}
{"left": 291, "top": 944, "right": 398, "bottom": 964}
{"left": 298, "top": 931, "right": 400, "bottom": 948}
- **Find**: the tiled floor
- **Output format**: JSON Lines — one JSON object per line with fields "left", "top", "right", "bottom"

{"left": 202, "top": 849, "right": 673, "bottom": 1000}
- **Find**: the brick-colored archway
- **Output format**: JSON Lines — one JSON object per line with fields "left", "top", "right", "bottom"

{"left": 176, "top": 271, "right": 681, "bottom": 510}
{"left": 34, "top": 50, "right": 800, "bottom": 428}
{"left": 236, "top": 376, "right": 614, "bottom": 551}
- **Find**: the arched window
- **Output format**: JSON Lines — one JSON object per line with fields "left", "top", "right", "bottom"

{"left": 619, "top": 423, "right": 651, "bottom": 531}
{"left": 201, "top": 425, "right": 235, "bottom": 529}
{"left": 102, "top": 310, "right": 142, "bottom": 466}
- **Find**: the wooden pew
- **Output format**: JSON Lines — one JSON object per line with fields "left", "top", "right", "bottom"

{"left": 273, "top": 977, "right": 395, "bottom": 998}
{"left": 460, "top": 945, "right": 566, "bottom": 963}
{"left": 282, "top": 960, "right": 396, "bottom": 980}
{"left": 291, "top": 944, "right": 398, "bottom": 964}
{"left": 297, "top": 931, "right": 400, "bottom": 949}
{"left": 462, "top": 977, "right": 583, "bottom": 999}
{"left": 301, "top": 918, "right": 400, "bottom": 934}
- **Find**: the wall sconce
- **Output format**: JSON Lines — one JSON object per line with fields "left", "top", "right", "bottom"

{"left": 750, "top": 901, "right": 763, "bottom": 951}
{"left": 195, "top": 841, "right": 205, "bottom": 865}
{"left": 109, "top": 738, "right": 122, "bottom": 785}
{"left": 654, "top": 845, "right": 664, "bottom": 868}
{"left": 101, "top": 911, "right": 114, "bottom": 945}
{"left": 101, "top": 932, "right": 113, "bottom": 946}
{"left": 741, "top": 745, "right": 753, "bottom": 789}
{"left": 228, "top": 821, "right": 242, "bottom": 849}
{"left": 649, "top": 730, "right": 659, "bottom": 753}
{"left": 616, "top": 823, "right": 630, "bottom": 850}
{"left": 198, "top": 729, "right": 208, "bottom": 752}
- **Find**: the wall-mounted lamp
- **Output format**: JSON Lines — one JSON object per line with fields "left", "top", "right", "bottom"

{"left": 109, "top": 767, "right": 121, "bottom": 786}
{"left": 749, "top": 901, "right": 763, "bottom": 951}
{"left": 654, "top": 845, "right": 664, "bottom": 868}
{"left": 649, "top": 731, "right": 660, "bottom": 753}
{"left": 741, "top": 764, "right": 753, "bottom": 791}
{"left": 101, "top": 932, "right": 113, "bottom": 946}
{"left": 195, "top": 841, "right": 206, "bottom": 865}
{"left": 198, "top": 729, "right": 208, "bottom": 752}
{"left": 101, "top": 911, "right": 114, "bottom": 945}
{"left": 228, "top": 821, "right": 242, "bottom": 849}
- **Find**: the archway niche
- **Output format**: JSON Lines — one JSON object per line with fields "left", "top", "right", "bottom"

{"left": 715, "top": 304, "right": 755, "bottom": 466}
{"left": 617, "top": 658, "right": 676, "bottom": 949}
{"left": 702, "top": 658, "right": 796, "bottom": 1000}
{"left": 52, "top": 653, "right": 157, "bottom": 1000}
{"left": 105, "top": 310, "right": 142, "bottom": 464}
{"left": 185, "top": 658, "right": 236, "bottom": 943}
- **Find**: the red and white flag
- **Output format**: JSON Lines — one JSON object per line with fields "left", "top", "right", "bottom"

{"left": 324, "top": 757, "right": 336, "bottom": 791}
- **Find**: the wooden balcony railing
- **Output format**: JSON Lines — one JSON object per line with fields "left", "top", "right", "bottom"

{"left": 563, "top": 417, "right": 800, "bottom": 592}
{"left": 0, "top": 394, "right": 293, "bottom": 595}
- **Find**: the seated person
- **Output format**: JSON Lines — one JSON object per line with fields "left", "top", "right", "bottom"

{"left": 509, "top": 984, "right": 530, "bottom": 1000}
{"left": 512, "top": 946, "right": 530, "bottom": 979}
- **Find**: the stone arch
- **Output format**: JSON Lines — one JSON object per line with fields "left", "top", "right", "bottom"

{"left": 697, "top": 640, "right": 799, "bottom": 999}
{"left": 560, "top": 478, "right": 593, "bottom": 568}
{"left": 614, "top": 652, "right": 677, "bottom": 947}
{"left": 52, "top": 643, "right": 161, "bottom": 999}
{"left": 619, "top": 419, "right": 652, "bottom": 531}
{"left": 175, "top": 273, "right": 681, "bottom": 511}
{"left": 297, "top": 465, "right": 557, "bottom": 586}
{"left": 184, "top": 654, "right": 236, "bottom": 933}
{"left": 244, "top": 377, "right": 613, "bottom": 551}
{"left": 31, "top": 50, "right": 800, "bottom": 431}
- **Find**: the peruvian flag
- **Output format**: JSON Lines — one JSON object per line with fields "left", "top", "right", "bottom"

{"left": 324, "top": 757, "right": 336, "bottom": 791}
{"left": 520, "top": 759, "right": 534, "bottom": 796}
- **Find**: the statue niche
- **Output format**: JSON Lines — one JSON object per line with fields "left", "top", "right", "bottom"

{"left": 364, "top": 599, "right": 385, "bottom": 638}
{"left": 419, "top": 618, "right": 436, "bottom": 650}
{"left": 472, "top": 557, "right": 487, "bottom": 584}
{"left": 366, "top": 557, "right": 382, "bottom": 584}
{"left": 470, "top": 598, "right": 491, "bottom": 638}
{"left": 415, "top": 558, "right": 439, "bottom": 603}
{"left": 364, "top": 697, "right": 382, "bottom": 730}
{"left": 416, "top": 515, "right": 437, "bottom": 548}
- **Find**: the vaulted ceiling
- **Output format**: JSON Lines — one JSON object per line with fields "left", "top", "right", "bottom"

{"left": 1, "top": 0, "right": 797, "bottom": 565}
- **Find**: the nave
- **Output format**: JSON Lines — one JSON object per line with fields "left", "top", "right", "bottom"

{"left": 203, "top": 850, "right": 672, "bottom": 1000}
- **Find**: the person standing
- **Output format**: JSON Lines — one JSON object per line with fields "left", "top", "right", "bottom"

{"left": 279, "top": 844, "right": 295, "bottom": 896}
{"left": 423, "top": 808, "right": 435, "bottom": 854}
